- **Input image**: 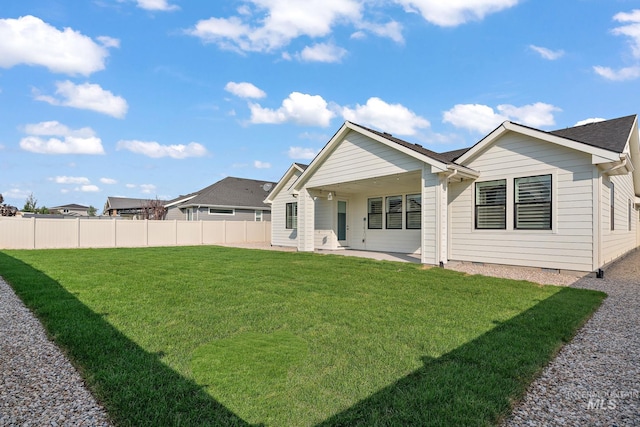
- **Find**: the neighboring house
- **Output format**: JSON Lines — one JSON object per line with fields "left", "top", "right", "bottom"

{"left": 165, "top": 176, "right": 276, "bottom": 222}
{"left": 266, "top": 115, "right": 640, "bottom": 273}
{"left": 50, "top": 204, "right": 90, "bottom": 216}
{"left": 103, "top": 197, "right": 167, "bottom": 219}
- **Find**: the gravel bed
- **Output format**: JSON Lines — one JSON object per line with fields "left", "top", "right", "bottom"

{"left": 494, "top": 251, "right": 640, "bottom": 427}
{"left": 0, "top": 277, "right": 112, "bottom": 427}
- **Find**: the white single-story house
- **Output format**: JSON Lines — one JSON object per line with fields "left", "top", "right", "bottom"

{"left": 265, "top": 114, "right": 640, "bottom": 273}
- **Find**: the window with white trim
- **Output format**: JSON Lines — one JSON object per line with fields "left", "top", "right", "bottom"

{"left": 386, "top": 195, "right": 402, "bottom": 229}
{"left": 209, "top": 208, "right": 234, "bottom": 215}
{"left": 514, "top": 175, "right": 551, "bottom": 230}
{"left": 286, "top": 202, "right": 297, "bottom": 229}
{"left": 255, "top": 210, "right": 263, "bottom": 222}
{"left": 406, "top": 194, "right": 421, "bottom": 229}
{"left": 368, "top": 197, "right": 382, "bottom": 229}
{"left": 475, "top": 180, "right": 506, "bottom": 229}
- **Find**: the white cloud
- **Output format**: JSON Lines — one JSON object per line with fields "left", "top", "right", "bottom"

{"left": 126, "top": 183, "right": 137, "bottom": 189}
{"left": 116, "top": 140, "right": 208, "bottom": 159}
{"left": 443, "top": 102, "right": 561, "bottom": 133}
{"left": 2, "top": 188, "right": 31, "bottom": 200}
{"left": 140, "top": 184, "right": 156, "bottom": 194}
{"left": 51, "top": 176, "right": 90, "bottom": 185}
{"left": 593, "top": 65, "right": 640, "bottom": 81}
{"left": 187, "top": 0, "right": 362, "bottom": 52}
{"left": 288, "top": 146, "right": 318, "bottom": 160}
{"left": 97, "top": 36, "right": 121, "bottom": 48}
{"left": 254, "top": 160, "right": 271, "bottom": 169}
{"left": 297, "top": 42, "right": 347, "bottom": 63}
{"left": 496, "top": 103, "right": 561, "bottom": 128}
{"left": 225, "top": 81, "right": 266, "bottom": 98}
{"left": 574, "top": 118, "right": 606, "bottom": 126}
{"left": 0, "top": 16, "right": 113, "bottom": 76}
{"left": 594, "top": 10, "right": 640, "bottom": 81}
{"left": 20, "top": 121, "right": 105, "bottom": 155}
{"left": 394, "top": 0, "right": 519, "bottom": 27}
{"left": 76, "top": 185, "right": 100, "bottom": 192}
{"left": 355, "top": 20, "right": 404, "bottom": 43}
{"left": 612, "top": 9, "right": 640, "bottom": 58}
{"left": 443, "top": 104, "right": 505, "bottom": 134}
{"left": 35, "top": 81, "right": 128, "bottom": 118}
{"left": 249, "top": 92, "right": 336, "bottom": 127}
{"left": 100, "top": 177, "right": 118, "bottom": 184}
{"left": 136, "top": 0, "right": 179, "bottom": 11}
{"left": 341, "top": 97, "right": 430, "bottom": 136}
{"left": 529, "top": 45, "right": 564, "bottom": 60}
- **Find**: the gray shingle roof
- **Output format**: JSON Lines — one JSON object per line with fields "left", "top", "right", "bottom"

{"left": 105, "top": 197, "right": 164, "bottom": 210}
{"left": 178, "top": 177, "right": 277, "bottom": 209}
{"left": 349, "top": 122, "right": 455, "bottom": 164}
{"left": 548, "top": 114, "right": 636, "bottom": 153}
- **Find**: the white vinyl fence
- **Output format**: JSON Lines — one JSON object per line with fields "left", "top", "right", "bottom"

{"left": 0, "top": 218, "right": 271, "bottom": 250}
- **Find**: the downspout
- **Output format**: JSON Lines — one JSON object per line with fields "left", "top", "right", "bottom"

{"left": 602, "top": 158, "right": 628, "bottom": 175}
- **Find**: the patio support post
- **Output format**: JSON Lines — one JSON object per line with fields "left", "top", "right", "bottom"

{"left": 297, "top": 188, "right": 315, "bottom": 252}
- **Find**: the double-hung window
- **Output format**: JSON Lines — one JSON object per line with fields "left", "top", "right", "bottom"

{"left": 368, "top": 197, "right": 382, "bottom": 229}
{"left": 386, "top": 196, "right": 402, "bottom": 229}
{"left": 406, "top": 194, "right": 421, "bottom": 229}
{"left": 514, "top": 175, "right": 551, "bottom": 230}
{"left": 285, "top": 202, "right": 297, "bottom": 229}
{"left": 475, "top": 180, "right": 506, "bottom": 229}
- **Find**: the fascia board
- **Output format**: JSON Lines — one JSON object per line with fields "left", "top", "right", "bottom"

{"left": 457, "top": 121, "right": 622, "bottom": 166}
{"left": 264, "top": 163, "right": 305, "bottom": 204}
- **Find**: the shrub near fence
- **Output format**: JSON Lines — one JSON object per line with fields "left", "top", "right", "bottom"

{"left": 0, "top": 218, "right": 271, "bottom": 249}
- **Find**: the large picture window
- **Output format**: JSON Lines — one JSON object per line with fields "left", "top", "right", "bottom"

{"left": 368, "top": 197, "right": 382, "bottom": 229}
{"left": 286, "top": 202, "right": 297, "bottom": 229}
{"left": 515, "top": 175, "right": 551, "bottom": 230}
{"left": 475, "top": 180, "right": 506, "bottom": 229}
{"left": 406, "top": 194, "right": 421, "bottom": 229}
{"left": 386, "top": 195, "right": 402, "bottom": 229}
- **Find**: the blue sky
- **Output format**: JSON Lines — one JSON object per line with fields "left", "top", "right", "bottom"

{"left": 1, "top": 0, "right": 640, "bottom": 212}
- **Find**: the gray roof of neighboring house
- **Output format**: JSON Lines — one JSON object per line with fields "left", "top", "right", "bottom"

{"left": 105, "top": 197, "right": 165, "bottom": 210}
{"left": 51, "top": 204, "right": 89, "bottom": 210}
{"left": 174, "top": 177, "right": 277, "bottom": 209}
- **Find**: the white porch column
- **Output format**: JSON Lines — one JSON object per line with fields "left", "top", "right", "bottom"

{"left": 421, "top": 167, "right": 438, "bottom": 265}
{"left": 437, "top": 174, "right": 449, "bottom": 266}
{"left": 297, "top": 188, "right": 315, "bottom": 252}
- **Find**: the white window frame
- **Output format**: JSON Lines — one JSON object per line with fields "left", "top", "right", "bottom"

{"left": 475, "top": 179, "right": 506, "bottom": 230}
{"left": 255, "top": 210, "right": 263, "bottom": 222}
{"left": 286, "top": 202, "right": 297, "bottom": 229}
{"left": 514, "top": 174, "right": 552, "bottom": 230}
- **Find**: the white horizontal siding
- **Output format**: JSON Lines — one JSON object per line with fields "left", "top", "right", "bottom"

{"left": 271, "top": 172, "right": 301, "bottom": 247}
{"left": 450, "top": 132, "right": 596, "bottom": 271}
{"left": 306, "top": 130, "right": 422, "bottom": 188}
{"left": 601, "top": 173, "right": 638, "bottom": 264}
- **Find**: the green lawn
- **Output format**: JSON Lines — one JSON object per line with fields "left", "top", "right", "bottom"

{"left": 0, "top": 247, "right": 605, "bottom": 426}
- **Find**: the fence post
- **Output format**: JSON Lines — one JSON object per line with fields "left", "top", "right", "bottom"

{"left": 144, "top": 219, "right": 149, "bottom": 247}
{"left": 200, "top": 220, "right": 204, "bottom": 245}
{"left": 113, "top": 219, "right": 117, "bottom": 247}
{"left": 174, "top": 220, "right": 178, "bottom": 246}
{"left": 77, "top": 217, "right": 81, "bottom": 248}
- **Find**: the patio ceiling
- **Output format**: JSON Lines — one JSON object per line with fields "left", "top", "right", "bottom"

{"left": 309, "top": 170, "right": 422, "bottom": 196}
